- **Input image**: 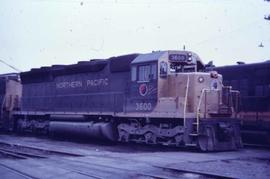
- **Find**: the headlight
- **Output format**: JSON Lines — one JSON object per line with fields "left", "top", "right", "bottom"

{"left": 198, "top": 76, "right": 204, "bottom": 83}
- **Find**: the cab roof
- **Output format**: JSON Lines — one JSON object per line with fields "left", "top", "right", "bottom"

{"left": 131, "top": 50, "right": 205, "bottom": 71}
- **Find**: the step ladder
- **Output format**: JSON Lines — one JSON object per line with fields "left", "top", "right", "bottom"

{"left": 185, "top": 121, "right": 200, "bottom": 147}
{"left": 185, "top": 89, "right": 209, "bottom": 147}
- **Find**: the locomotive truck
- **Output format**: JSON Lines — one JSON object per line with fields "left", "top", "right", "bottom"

{"left": 1, "top": 50, "right": 242, "bottom": 151}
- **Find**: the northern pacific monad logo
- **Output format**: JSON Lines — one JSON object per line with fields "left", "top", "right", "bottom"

{"left": 139, "top": 84, "right": 148, "bottom": 96}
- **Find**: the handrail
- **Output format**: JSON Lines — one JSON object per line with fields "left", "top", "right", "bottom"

{"left": 0, "top": 95, "right": 6, "bottom": 120}
{"left": 196, "top": 88, "right": 210, "bottom": 133}
{"left": 196, "top": 87, "right": 240, "bottom": 133}
{"left": 230, "top": 90, "right": 240, "bottom": 117}
{"left": 183, "top": 75, "right": 190, "bottom": 128}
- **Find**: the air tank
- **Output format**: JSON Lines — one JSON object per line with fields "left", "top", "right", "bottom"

{"left": 49, "top": 121, "right": 118, "bottom": 141}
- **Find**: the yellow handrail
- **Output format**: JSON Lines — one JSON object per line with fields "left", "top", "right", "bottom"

{"left": 196, "top": 88, "right": 210, "bottom": 133}
{"left": 183, "top": 75, "right": 190, "bottom": 128}
{"left": 196, "top": 87, "right": 240, "bottom": 133}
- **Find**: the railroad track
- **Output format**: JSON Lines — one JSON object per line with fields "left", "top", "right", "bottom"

{"left": 0, "top": 163, "right": 37, "bottom": 179}
{"left": 0, "top": 148, "right": 46, "bottom": 159}
{"left": 0, "top": 146, "right": 231, "bottom": 178}
{"left": 0, "top": 142, "right": 105, "bottom": 179}
{"left": 55, "top": 152, "right": 234, "bottom": 179}
{"left": 155, "top": 166, "right": 236, "bottom": 179}
{"left": 0, "top": 140, "right": 240, "bottom": 179}
{"left": 0, "top": 141, "right": 83, "bottom": 160}
{"left": 243, "top": 143, "right": 270, "bottom": 149}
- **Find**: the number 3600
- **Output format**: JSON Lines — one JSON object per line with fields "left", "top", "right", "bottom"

{"left": 135, "top": 103, "right": 152, "bottom": 111}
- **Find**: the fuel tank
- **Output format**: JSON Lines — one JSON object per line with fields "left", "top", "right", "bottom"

{"left": 49, "top": 121, "right": 118, "bottom": 141}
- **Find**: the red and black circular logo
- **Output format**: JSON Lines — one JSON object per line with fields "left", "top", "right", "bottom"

{"left": 139, "top": 84, "right": 148, "bottom": 96}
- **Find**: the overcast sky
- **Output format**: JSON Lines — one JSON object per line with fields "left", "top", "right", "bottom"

{"left": 0, "top": 0, "right": 270, "bottom": 73}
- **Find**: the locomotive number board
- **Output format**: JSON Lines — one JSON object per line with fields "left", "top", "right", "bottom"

{"left": 168, "top": 54, "right": 187, "bottom": 62}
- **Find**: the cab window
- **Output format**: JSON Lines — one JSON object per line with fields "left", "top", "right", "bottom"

{"left": 135, "top": 64, "right": 157, "bottom": 82}
{"left": 151, "top": 64, "right": 157, "bottom": 80}
{"left": 131, "top": 66, "right": 137, "bottom": 82}
{"left": 138, "top": 65, "right": 151, "bottom": 82}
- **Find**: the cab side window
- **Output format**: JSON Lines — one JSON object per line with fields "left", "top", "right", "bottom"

{"left": 134, "top": 64, "right": 157, "bottom": 82}
{"left": 151, "top": 64, "right": 157, "bottom": 80}
{"left": 131, "top": 66, "right": 137, "bottom": 82}
{"left": 138, "top": 65, "right": 151, "bottom": 82}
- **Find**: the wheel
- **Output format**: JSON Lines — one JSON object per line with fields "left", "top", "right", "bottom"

{"left": 175, "top": 134, "right": 184, "bottom": 147}
{"left": 198, "top": 127, "right": 215, "bottom": 151}
{"left": 15, "top": 119, "right": 23, "bottom": 134}
{"left": 144, "top": 132, "right": 157, "bottom": 144}
{"left": 119, "top": 130, "right": 129, "bottom": 142}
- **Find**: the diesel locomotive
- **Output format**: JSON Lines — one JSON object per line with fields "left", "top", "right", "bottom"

{"left": 1, "top": 50, "right": 242, "bottom": 151}
{"left": 214, "top": 61, "right": 270, "bottom": 145}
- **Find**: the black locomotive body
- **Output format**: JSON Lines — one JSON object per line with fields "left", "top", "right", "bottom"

{"left": 214, "top": 61, "right": 270, "bottom": 144}
{"left": 6, "top": 50, "right": 242, "bottom": 151}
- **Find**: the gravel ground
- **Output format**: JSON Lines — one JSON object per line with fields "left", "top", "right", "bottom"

{"left": 0, "top": 134, "right": 269, "bottom": 179}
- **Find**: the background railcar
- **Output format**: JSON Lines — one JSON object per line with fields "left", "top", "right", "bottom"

{"left": 213, "top": 61, "right": 270, "bottom": 145}
{"left": 11, "top": 50, "right": 242, "bottom": 151}
{"left": 0, "top": 73, "right": 21, "bottom": 131}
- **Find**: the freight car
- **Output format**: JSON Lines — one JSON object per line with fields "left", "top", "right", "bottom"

{"left": 0, "top": 73, "right": 22, "bottom": 131}
{"left": 213, "top": 61, "right": 270, "bottom": 145}
{"left": 9, "top": 50, "right": 241, "bottom": 151}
